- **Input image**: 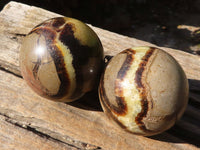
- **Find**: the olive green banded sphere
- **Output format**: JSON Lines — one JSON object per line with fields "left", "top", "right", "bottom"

{"left": 99, "top": 46, "right": 189, "bottom": 136}
{"left": 20, "top": 17, "right": 104, "bottom": 102}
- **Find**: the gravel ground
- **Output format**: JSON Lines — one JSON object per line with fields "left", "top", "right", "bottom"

{"left": 120, "top": 11, "right": 200, "bottom": 54}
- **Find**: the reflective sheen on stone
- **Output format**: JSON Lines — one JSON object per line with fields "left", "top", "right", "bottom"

{"left": 20, "top": 17, "right": 104, "bottom": 102}
{"left": 99, "top": 46, "right": 188, "bottom": 136}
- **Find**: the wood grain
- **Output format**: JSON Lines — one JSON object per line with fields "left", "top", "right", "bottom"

{"left": 0, "top": 115, "right": 79, "bottom": 150}
{"left": 0, "top": 1, "right": 199, "bottom": 150}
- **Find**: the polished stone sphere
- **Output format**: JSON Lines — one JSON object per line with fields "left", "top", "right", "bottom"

{"left": 20, "top": 17, "right": 104, "bottom": 102}
{"left": 99, "top": 46, "right": 188, "bottom": 136}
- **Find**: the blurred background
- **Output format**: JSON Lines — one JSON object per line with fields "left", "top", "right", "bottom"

{"left": 0, "top": 0, "right": 200, "bottom": 54}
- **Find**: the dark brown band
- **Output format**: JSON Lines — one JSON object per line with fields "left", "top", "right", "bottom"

{"left": 30, "top": 27, "right": 70, "bottom": 99}
{"left": 135, "top": 47, "right": 155, "bottom": 131}
{"left": 100, "top": 49, "right": 136, "bottom": 117}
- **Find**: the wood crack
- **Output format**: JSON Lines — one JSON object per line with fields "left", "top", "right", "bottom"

{"left": 7, "top": 32, "right": 26, "bottom": 42}
{"left": 0, "top": 107, "right": 101, "bottom": 150}
{"left": 0, "top": 65, "right": 22, "bottom": 78}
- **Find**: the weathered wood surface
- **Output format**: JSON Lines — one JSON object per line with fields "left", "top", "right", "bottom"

{"left": 0, "top": 1, "right": 200, "bottom": 150}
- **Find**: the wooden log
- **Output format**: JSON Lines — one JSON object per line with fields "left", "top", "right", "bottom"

{"left": 0, "top": 1, "right": 199, "bottom": 150}
{"left": 0, "top": 116, "right": 79, "bottom": 150}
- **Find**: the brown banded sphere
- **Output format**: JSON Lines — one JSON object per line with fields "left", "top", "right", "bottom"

{"left": 99, "top": 46, "right": 189, "bottom": 136}
{"left": 20, "top": 17, "right": 104, "bottom": 102}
